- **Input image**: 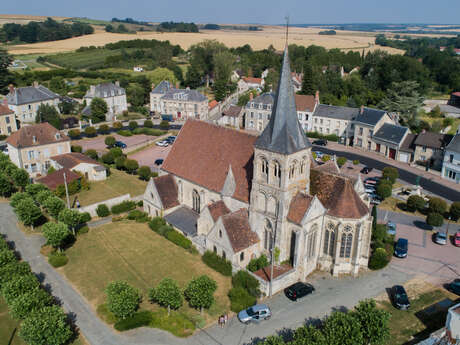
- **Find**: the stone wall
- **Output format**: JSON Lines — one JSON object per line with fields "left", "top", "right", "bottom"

{"left": 77, "top": 194, "right": 131, "bottom": 217}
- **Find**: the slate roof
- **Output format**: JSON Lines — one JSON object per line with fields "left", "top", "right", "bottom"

{"left": 446, "top": 133, "right": 460, "bottom": 154}
{"left": 294, "top": 94, "right": 316, "bottom": 112}
{"left": 373, "top": 123, "right": 408, "bottom": 145}
{"left": 414, "top": 132, "right": 453, "bottom": 150}
{"left": 36, "top": 168, "right": 80, "bottom": 190}
{"left": 222, "top": 105, "right": 242, "bottom": 118}
{"left": 84, "top": 82, "right": 125, "bottom": 98}
{"left": 287, "top": 193, "right": 314, "bottom": 225}
{"left": 439, "top": 104, "right": 460, "bottom": 114}
{"left": 6, "top": 123, "right": 69, "bottom": 148}
{"left": 0, "top": 104, "right": 14, "bottom": 116}
{"left": 313, "top": 104, "right": 359, "bottom": 120}
{"left": 161, "top": 88, "right": 207, "bottom": 102}
{"left": 162, "top": 119, "right": 257, "bottom": 203}
{"left": 151, "top": 80, "right": 173, "bottom": 94}
{"left": 221, "top": 208, "right": 259, "bottom": 252}
{"left": 400, "top": 133, "right": 417, "bottom": 152}
{"left": 246, "top": 93, "right": 275, "bottom": 108}
{"left": 255, "top": 49, "right": 311, "bottom": 155}
{"left": 164, "top": 206, "right": 198, "bottom": 236}
{"left": 51, "top": 152, "right": 101, "bottom": 169}
{"left": 354, "top": 107, "right": 387, "bottom": 126}
{"left": 7, "top": 85, "right": 59, "bottom": 106}
{"left": 208, "top": 200, "right": 231, "bottom": 222}
{"left": 153, "top": 174, "right": 179, "bottom": 210}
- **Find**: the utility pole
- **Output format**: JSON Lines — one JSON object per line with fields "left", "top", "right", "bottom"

{"left": 63, "top": 171, "right": 70, "bottom": 209}
{"left": 269, "top": 202, "right": 279, "bottom": 297}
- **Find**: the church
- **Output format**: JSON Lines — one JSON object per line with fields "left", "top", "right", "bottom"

{"left": 143, "top": 48, "right": 373, "bottom": 293}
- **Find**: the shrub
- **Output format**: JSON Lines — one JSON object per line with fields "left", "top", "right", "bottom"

{"left": 426, "top": 212, "right": 444, "bottom": 227}
{"left": 71, "top": 145, "right": 82, "bottom": 153}
{"left": 113, "top": 121, "right": 123, "bottom": 130}
{"left": 368, "top": 248, "right": 389, "bottom": 270}
{"left": 382, "top": 167, "right": 398, "bottom": 184}
{"left": 450, "top": 202, "right": 460, "bottom": 221}
{"left": 336, "top": 157, "right": 347, "bottom": 167}
{"left": 80, "top": 212, "right": 91, "bottom": 223}
{"left": 111, "top": 200, "right": 136, "bottom": 214}
{"left": 247, "top": 254, "right": 269, "bottom": 272}
{"left": 406, "top": 195, "right": 426, "bottom": 212}
{"left": 48, "top": 252, "right": 69, "bottom": 267}
{"left": 85, "top": 149, "right": 98, "bottom": 160}
{"left": 376, "top": 183, "right": 392, "bottom": 200}
{"left": 84, "top": 126, "right": 97, "bottom": 137}
{"left": 118, "top": 130, "right": 133, "bottom": 137}
{"left": 232, "top": 270, "right": 260, "bottom": 297}
{"left": 98, "top": 124, "right": 110, "bottom": 134}
{"left": 101, "top": 152, "right": 114, "bottom": 164}
{"left": 138, "top": 166, "right": 151, "bottom": 181}
{"left": 228, "top": 286, "right": 256, "bottom": 313}
{"left": 166, "top": 230, "right": 192, "bottom": 249}
{"left": 353, "top": 159, "right": 359, "bottom": 165}
{"left": 127, "top": 210, "right": 149, "bottom": 222}
{"left": 144, "top": 120, "right": 153, "bottom": 128}
{"left": 77, "top": 225, "right": 89, "bottom": 235}
{"left": 157, "top": 225, "right": 174, "bottom": 236}
{"left": 428, "top": 197, "right": 447, "bottom": 215}
{"left": 202, "top": 251, "right": 232, "bottom": 276}
{"left": 137, "top": 200, "right": 143, "bottom": 207}
{"left": 124, "top": 159, "right": 139, "bottom": 174}
{"left": 110, "top": 147, "right": 123, "bottom": 158}
{"left": 35, "top": 190, "right": 54, "bottom": 205}
{"left": 149, "top": 217, "right": 166, "bottom": 232}
{"left": 95, "top": 204, "right": 110, "bottom": 217}
{"left": 322, "top": 155, "right": 331, "bottom": 162}
{"left": 128, "top": 121, "right": 138, "bottom": 130}
{"left": 114, "top": 310, "right": 152, "bottom": 331}
{"left": 115, "top": 157, "right": 126, "bottom": 170}
{"left": 160, "top": 120, "right": 170, "bottom": 130}
{"left": 105, "top": 136, "right": 116, "bottom": 147}
{"left": 0, "top": 248, "right": 16, "bottom": 268}
{"left": 67, "top": 129, "right": 81, "bottom": 139}
{"left": 10, "top": 192, "right": 32, "bottom": 208}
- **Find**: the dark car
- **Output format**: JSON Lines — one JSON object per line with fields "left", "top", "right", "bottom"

{"left": 114, "top": 141, "right": 127, "bottom": 148}
{"left": 284, "top": 282, "right": 315, "bottom": 301}
{"left": 394, "top": 238, "right": 408, "bottom": 258}
{"left": 448, "top": 279, "right": 460, "bottom": 295}
{"left": 392, "top": 285, "right": 410, "bottom": 310}
{"left": 154, "top": 159, "right": 164, "bottom": 166}
{"left": 361, "top": 166, "right": 373, "bottom": 174}
{"left": 312, "top": 139, "right": 327, "bottom": 146}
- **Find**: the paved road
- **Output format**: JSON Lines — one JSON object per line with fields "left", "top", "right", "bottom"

{"left": 0, "top": 202, "right": 413, "bottom": 345}
{"left": 313, "top": 145, "right": 460, "bottom": 202}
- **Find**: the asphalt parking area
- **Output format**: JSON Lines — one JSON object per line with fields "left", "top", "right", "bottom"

{"left": 76, "top": 134, "right": 152, "bottom": 153}
{"left": 129, "top": 144, "right": 172, "bottom": 171}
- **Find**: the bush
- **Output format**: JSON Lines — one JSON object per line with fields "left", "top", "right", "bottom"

{"left": 202, "top": 251, "right": 232, "bottom": 276}
{"left": 322, "top": 155, "right": 331, "bottom": 162}
{"left": 128, "top": 121, "right": 138, "bottom": 130}
{"left": 232, "top": 270, "right": 260, "bottom": 297}
{"left": 96, "top": 204, "right": 110, "bottom": 217}
{"left": 353, "top": 159, "right": 359, "bottom": 165}
{"left": 101, "top": 152, "right": 114, "bottom": 164}
{"left": 247, "top": 254, "right": 269, "bottom": 272}
{"left": 71, "top": 145, "right": 82, "bottom": 153}
{"left": 426, "top": 212, "right": 444, "bottom": 227}
{"left": 382, "top": 167, "right": 398, "bottom": 184}
{"left": 376, "top": 183, "right": 392, "bottom": 200}
{"left": 124, "top": 159, "right": 139, "bottom": 174}
{"left": 0, "top": 248, "right": 17, "bottom": 268}
{"left": 336, "top": 157, "right": 347, "bottom": 167}
{"left": 67, "top": 129, "right": 81, "bottom": 139}
{"left": 113, "top": 121, "right": 123, "bottom": 130}
{"left": 450, "top": 202, "right": 460, "bottom": 221}
{"left": 118, "top": 130, "right": 133, "bottom": 137}
{"left": 114, "top": 310, "right": 152, "bottom": 331}
{"left": 111, "top": 200, "right": 136, "bottom": 214}
{"left": 48, "top": 252, "right": 68, "bottom": 267}
{"left": 80, "top": 212, "right": 91, "bottom": 223}
{"left": 144, "top": 120, "right": 153, "bottom": 128}
{"left": 138, "top": 166, "right": 151, "bottom": 181}
{"left": 115, "top": 157, "right": 126, "bottom": 170}
{"left": 148, "top": 217, "right": 166, "bottom": 232}
{"left": 166, "top": 230, "right": 192, "bottom": 249}
{"left": 110, "top": 147, "right": 123, "bottom": 158}
{"left": 85, "top": 149, "right": 98, "bottom": 160}
{"left": 98, "top": 124, "right": 110, "bottom": 134}
{"left": 127, "top": 210, "right": 149, "bottom": 223}
{"left": 77, "top": 225, "right": 89, "bottom": 235}
{"left": 105, "top": 281, "right": 141, "bottom": 319}
{"left": 406, "top": 195, "right": 426, "bottom": 212}
{"left": 157, "top": 225, "right": 173, "bottom": 236}
{"left": 368, "top": 248, "right": 389, "bottom": 270}
{"left": 84, "top": 126, "right": 97, "bottom": 137}
{"left": 160, "top": 120, "right": 170, "bottom": 130}
{"left": 228, "top": 286, "right": 257, "bottom": 312}
{"left": 137, "top": 200, "right": 143, "bottom": 207}
{"left": 428, "top": 197, "right": 447, "bottom": 215}
{"left": 105, "top": 136, "right": 116, "bottom": 148}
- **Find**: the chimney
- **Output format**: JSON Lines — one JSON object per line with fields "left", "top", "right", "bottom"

{"left": 33, "top": 81, "right": 39, "bottom": 88}
{"left": 175, "top": 82, "right": 180, "bottom": 89}
{"left": 115, "top": 80, "right": 120, "bottom": 87}
{"left": 151, "top": 83, "right": 155, "bottom": 91}
{"left": 8, "top": 84, "right": 15, "bottom": 95}
{"left": 360, "top": 105, "right": 364, "bottom": 114}
{"left": 249, "top": 93, "right": 253, "bottom": 101}
{"left": 315, "top": 90, "right": 320, "bottom": 104}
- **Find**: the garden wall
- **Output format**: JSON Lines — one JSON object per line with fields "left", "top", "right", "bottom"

{"left": 77, "top": 194, "right": 131, "bottom": 217}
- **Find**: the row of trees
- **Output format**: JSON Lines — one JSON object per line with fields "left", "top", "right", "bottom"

{"left": 0, "top": 154, "right": 29, "bottom": 199}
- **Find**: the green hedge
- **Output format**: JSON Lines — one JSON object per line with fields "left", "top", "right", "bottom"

{"left": 118, "top": 130, "right": 133, "bottom": 137}
{"left": 228, "top": 286, "right": 256, "bottom": 312}
{"left": 232, "top": 270, "right": 260, "bottom": 297}
{"left": 305, "top": 131, "right": 339, "bottom": 142}
{"left": 202, "top": 251, "right": 232, "bottom": 276}
{"left": 368, "top": 248, "right": 389, "bottom": 270}
{"left": 166, "top": 230, "right": 192, "bottom": 249}
{"left": 127, "top": 210, "right": 150, "bottom": 223}
{"left": 48, "top": 252, "right": 68, "bottom": 268}
{"left": 132, "top": 127, "right": 166, "bottom": 136}
{"left": 148, "top": 217, "right": 166, "bottom": 232}
{"left": 111, "top": 201, "right": 137, "bottom": 214}
{"left": 80, "top": 212, "right": 92, "bottom": 223}
{"left": 96, "top": 204, "right": 110, "bottom": 217}
{"left": 114, "top": 310, "right": 152, "bottom": 331}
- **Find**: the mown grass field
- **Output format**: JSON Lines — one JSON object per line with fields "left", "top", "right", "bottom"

{"left": 61, "top": 221, "right": 231, "bottom": 326}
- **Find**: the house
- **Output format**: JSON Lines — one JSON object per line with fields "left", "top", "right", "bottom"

{"left": 218, "top": 105, "right": 243, "bottom": 128}
{"left": 83, "top": 82, "right": 127, "bottom": 120}
{"left": 208, "top": 100, "right": 221, "bottom": 121}
{"left": 442, "top": 130, "right": 460, "bottom": 184}
{"left": 398, "top": 133, "right": 417, "bottom": 163}
{"left": 51, "top": 152, "right": 107, "bottom": 181}
{"left": 7, "top": 83, "right": 60, "bottom": 124}
{"left": 312, "top": 104, "right": 358, "bottom": 145}
{"left": 295, "top": 93, "right": 318, "bottom": 132}
{"left": 413, "top": 132, "right": 453, "bottom": 169}
{"left": 238, "top": 77, "right": 265, "bottom": 93}
{"left": 371, "top": 123, "right": 410, "bottom": 160}
{"left": 6, "top": 123, "right": 71, "bottom": 178}
{"left": 149, "top": 81, "right": 208, "bottom": 121}
{"left": 36, "top": 168, "right": 80, "bottom": 191}
{"left": 0, "top": 103, "right": 18, "bottom": 136}
{"left": 143, "top": 48, "right": 372, "bottom": 294}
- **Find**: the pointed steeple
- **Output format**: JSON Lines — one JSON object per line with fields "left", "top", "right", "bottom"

{"left": 255, "top": 48, "right": 311, "bottom": 155}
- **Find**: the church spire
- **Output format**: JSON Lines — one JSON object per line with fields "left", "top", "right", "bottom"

{"left": 254, "top": 47, "right": 311, "bottom": 155}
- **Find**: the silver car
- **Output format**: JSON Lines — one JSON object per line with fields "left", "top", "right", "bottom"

{"left": 237, "top": 304, "right": 271, "bottom": 324}
{"left": 434, "top": 232, "right": 447, "bottom": 245}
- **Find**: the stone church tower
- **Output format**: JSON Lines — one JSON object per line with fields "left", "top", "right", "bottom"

{"left": 249, "top": 48, "right": 313, "bottom": 264}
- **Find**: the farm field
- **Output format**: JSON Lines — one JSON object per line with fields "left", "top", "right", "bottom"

{"left": 7, "top": 25, "right": 408, "bottom": 55}
{"left": 0, "top": 14, "right": 68, "bottom": 25}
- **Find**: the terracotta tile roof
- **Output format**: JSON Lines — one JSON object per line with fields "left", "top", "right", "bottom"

{"left": 153, "top": 174, "right": 179, "bottom": 210}
{"left": 51, "top": 152, "right": 101, "bottom": 169}
{"left": 162, "top": 119, "right": 257, "bottom": 202}
{"left": 312, "top": 160, "right": 340, "bottom": 174}
{"left": 310, "top": 170, "right": 369, "bottom": 219}
{"left": 294, "top": 94, "right": 316, "bottom": 112}
{"left": 6, "top": 123, "right": 69, "bottom": 148}
{"left": 243, "top": 77, "right": 263, "bottom": 85}
{"left": 208, "top": 200, "right": 231, "bottom": 222}
{"left": 208, "top": 100, "right": 219, "bottom": 110}
{"left": 36, "top": 168, "right": 80, "bottom": 190}
{"left": 287, "top": 192, "right": 314, "bottom": 225}
{"left": 221, "top": 208, "right": 259, "bottom": 253}
{"left": 253, "top": 263, "right": 293, "bottom": 282}
{"left": 0, "top": 104, "right": 13, "bottom": 116}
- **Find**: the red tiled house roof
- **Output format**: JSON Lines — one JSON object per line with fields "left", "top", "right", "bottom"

{"left": 0, "top": 104, "right": 14, "bottom": 115}
{"left": 294, "top": 94, "right": 316, "bottom": 112}
{"left": 221, "top": 208, "right": 259, "bottom": 252}
{"left": 208, "top": 200, "right": 231, "bottom": 222}
{"left": 243, "top": 77, "right": 263, "bottom": 84}
{"left": 287, "top": 193, "right": 314, "bottom": 225}
{"left": 51, "top": 152, "right": 101, "bottom": 169}
{"left": 36, "top": 168, "right": 80, "bottom": 190}
{"left": 153, "top": 174, "right": 179, "bottom": 210}
{"left": 6, "top": 122, "right": 69, "bottom": 148}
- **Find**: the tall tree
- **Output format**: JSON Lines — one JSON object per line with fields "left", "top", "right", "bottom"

{"left": 352, "top": 299, "right": 391, "bottom": 345}
{"left": 0, "top": 48, "right": 13, "bottom": 94}
{"left": 323, "top": 311, "right": 364, "bottom": 345}
{"left": 89, "top": 98, "right": 108, "bottom": 123}
{"left": 184, "top": 275, "right": 217, "bottom": 313}
{"left": 105, "top": 281, "right": 141, "bottom": 319}
{"left": 42, "top": 222, "right": 70, "bottom": 252}
{"left": 36, "top": 104, "right": 61, "bottom": 130}
{"left": 299, "top": 61, "right": 316, "bottom": 95}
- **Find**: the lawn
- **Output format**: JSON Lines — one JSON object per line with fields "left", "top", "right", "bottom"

{"left": 378, "top": 288, "right": 459, "bottom": 345}
{"left": 61, "top": 221, "right": 231, "bottom": 328}
{"left": 73, "top": 169, "right": 147, "bottom": 206}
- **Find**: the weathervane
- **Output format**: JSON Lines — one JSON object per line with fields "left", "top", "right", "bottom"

{"left": 285, "top": 15, "right": 289, "bottom": 47}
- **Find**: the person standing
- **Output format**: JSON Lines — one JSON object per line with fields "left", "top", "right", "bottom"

{"left": 224, "top": 313, "right": 228, "bottom": 326}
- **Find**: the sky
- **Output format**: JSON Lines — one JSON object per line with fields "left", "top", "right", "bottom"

{"left": 3, "top": 0, "right": 460, "bottom": 24}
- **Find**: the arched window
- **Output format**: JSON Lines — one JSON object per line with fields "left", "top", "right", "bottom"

{"left": 192, "top": 189, "right": 200, "bottom": 213}
{"left": 264, "top": 219, "right": 273, "bottom": 250}
{"left": 340, "top": 225, "right": 353, "bottom": 258}
{"left": 261, "top": 158, "right": 269, "bottom": 177}
{"left": 345, "top": 233, "right": 353, "bottom": 258}
{"left": 307, "top": 227, "right": 317, "bottom": 259}
{"left": 329, "top": 231, "right": 336, "bottom": 256}
{"left": 323, "top": 229, "right": 330, "bottom": 255}
{"left": 240, "top": 252, "right": 244, "bottom": 261}
{"left": 273, "top": 161, "right": 281, "bottom": 179}
{"left": 300, "top": 157, "right": 307, "bottom": 174}
{"left": 289, "top": 161, "right": 297, "bottom": 179}
{"left": 324, "top": 223, "right": 336, "bottom": 256}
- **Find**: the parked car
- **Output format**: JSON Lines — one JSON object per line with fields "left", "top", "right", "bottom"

{"left": 312, "top": 139, "right": 327, "bottom": 146}
{"left": 155, "top": 141, "right": 169, "bottom": 147}
{"left": 154, "top": 159, "right": 164, "bottom": 166}
{"left": 392, "top": 285, "right": 410, "bottom": 310}
{"left": 394, "top": 238, "right": 408, "bottom": 258}
{"left": 434, "top": 232, "right": 447, "bottom": 245}
{"left": 361, "top": 166, "right": 373, "bottom": 174}
{"left": 114, "top": 141, "right": 127, "bottom": 148}
{"left": 370, "top": 198, "right": 381, "bottom": 205}
{"left": 386, "top": 222, "right": 397, "bottom": 236}
{"left": 454, "top": 232, "right": 460, "bottom": 247}
{"left": 284, "top": 282, "right": 315, "bottom": 301}
{"left": 448, "top": 279, "right": 460, "bottom": 295}
{"left": 365, "top": 186, "right": 376, "bottom": 194}
{"left": 238, "top": 304, "right": 272, "bottom": 324}
{"left": 314, "top": 151, "right": 324, "bottom": 159}
{"left": 364, "top": 177, "right": 380, "bottom": 184}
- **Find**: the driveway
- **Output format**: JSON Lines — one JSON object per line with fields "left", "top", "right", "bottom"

{"left": 129, "top": 145, "right": 172, "bottom": 171}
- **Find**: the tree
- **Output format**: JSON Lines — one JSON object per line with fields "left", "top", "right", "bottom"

{"left": 138, "top": 166, "right": 152, "bottom": 181}
{"left": 1, "top": 274, "right": 40, "bottom": 305}
{"left": 101, "top": 152, "right": 114, "bottom": 165}
{"left": 9, "top": 288, "right": 54, "bottom": 320}
{"left": 12, "top": 169, "right": 29, "bottom": 191}
{"left": 105, "top": 281, "right": 141, "bottom": 319}
{"left": 371, "top": 205, "right": 377, "bottom": 232}
{"left": 19, "top": 305, "right": 73, "bottom": 345}
{"left": 213, "top": 79, "right": 227, "bottom": 101}
{"left": 98, "top": 124, "right": 110, "bottom": 134}
{"left": 323, "top": 311, "right": 364, "bottom": 345}
{"left": 0, "top": 48, "right": 13, "bottom": 94}
{"left": 25, "top": 184, "right": 49, "bottom": 199}
{"left": 184, "top": 275, "right": 217, "bottom": 312}
{"left": 89, "top": 97, "right": 108, "bottom": 123}
{"left": 293, "top": 324, "right": 327, "bottom": 345}
{"left": 128, "top": 121, "right": 138, "bottom": 130}
{"left": 147, "top": 67, "right": 177, "bottom": 86}
{"left": 67, "top": 129, "right": 80, "bottom": 139}
{"left": 336, "top": 157, "right": 347, "bottom": 167}
{"left": 105, "top": 136, "right": 116, "bottom": 148}
{"left": 426, "top": 212, "right": 444, "bottom": 227}
{"left": 127, "top": 84, "right": 145, "bottom": 107}
{"left": 84, "top": 126, "right": 97, "bottom": 137}
{"left": 110, "top": 147, "right": 123, "bottom": 159}
{"left": 353, "top": 299, "right": 390, "bottom": 345}
{"left": 58, "top": 208, "right": 82, "bottom": 235}
{"left": 450, "top": 202, "right": 460, "bottom": 221}
{"left": 149, "top": 278, "right": 183, "bottom": 314}
{"left": 0, "top": 173, "right": 15, "bottom": 197}
{"left": 428, "top": 197, "right": 447, "bottom": 215}
{"left": 0, "top": 261, "right": 31, "bottom": 288}
{"left": 115, "top": 156, "right": 126, "bottom": 170}
{"left": 10, "top": 192, "right": 31, "bottom": 208}
{"left": 144, "top": 120, "right": 153, "bottom": 128}
{"left": 43, "top": 196, "right": 66, "bottom": 219}
{"left": 382, "top": 167, "right": 398, "bottom": 184}
{"left": 42, "top": 222, "right": 70, "bottom": 252}
{"left": 406, "top": 195, "right": 426, "bottom": 212}
{"left": 36, "top": 104, "right": 61, "bottom": 129}
{"left": 15, "top": 199, "right": 42, "bottom": 228}
{"left": 35, "top": 190, "right": 54, "bottom": 205}
{"left": 259, "top": 336, "right": 286, "bottom": 345}
{"left": 376, "top": 183, "right": 392, "bottom": 200}
{"left": 124, "top": 159, "right": 139, "bottom": 174}
{"left": 0, "top": 248, "right": 16, "bottom": 268}
{"left": 300, "top": 61, "right": 316, "bottom": 95}
{"left": 84, "top": 149, "right": 98, "bottom": 160}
